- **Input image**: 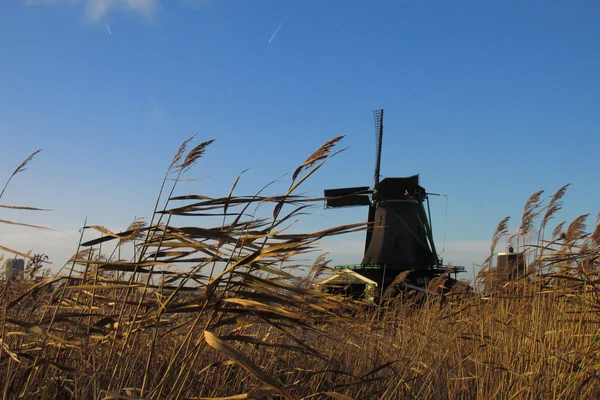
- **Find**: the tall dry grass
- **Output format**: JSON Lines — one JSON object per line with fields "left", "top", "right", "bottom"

{"left": 1, "top": 138, "right": 600, "bottom": 399}
{"left": 0, "top": 149, "right": 53, "bottom": 260}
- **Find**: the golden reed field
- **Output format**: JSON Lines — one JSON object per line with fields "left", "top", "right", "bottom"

{"left": 2, "top": 137, "right": 600, "bottom": 399}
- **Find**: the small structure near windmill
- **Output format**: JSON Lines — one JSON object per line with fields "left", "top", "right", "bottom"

{"left": 317, "top": 268, "right": 380, "bottom": 301}
{"left": 4, "top": 258, "right": 25, "bottom": 281}
{"left": 319, "top": 110, "right": 464, "bottom": 301}
{"left": 476, "top": 247, "right": 528, "bottom": 294}
{"left": 494, "top": 247, "right": 526, "bottom": 284}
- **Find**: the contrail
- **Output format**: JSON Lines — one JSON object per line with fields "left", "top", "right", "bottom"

{"left": 106, "top": 23, "right": 112, "bottom": 35}
{"left": 268, "top": 17, "right": 287, "bottom": 44}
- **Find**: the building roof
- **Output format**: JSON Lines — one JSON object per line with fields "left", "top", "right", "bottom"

{"left": 318, "top": 269, "right": 380, "bottom": 286}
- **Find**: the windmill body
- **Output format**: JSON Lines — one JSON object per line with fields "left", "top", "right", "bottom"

{"left": 362, "top": 176, "right": 438, "bottom": 270}
{"left": 320, "top": 110, "right": 464, "bottom": 300}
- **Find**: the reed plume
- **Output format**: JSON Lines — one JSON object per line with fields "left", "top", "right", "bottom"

{"left": 180, "top": 139, "right": 215, "bottom": 173}
{"left": 591, "top": 212, "right": 600, "bottom": 247}
{"left": 169, "top": 134, "right": 196, "bottom": 172}
{"left": 565, "top": 214, "right": 590, "bottom": 243}
{"left": 521, "top": 189, "right": 544, "bottom": 236}
{"left": 552, "top": 221, "right": 566, "bottom": 240}
{"left": 0, "top": 150, "right": 40, "bottom": 200}
{"left": 292, "top": 135, "right": 345, "bottom": 182}
{"left": 485, "top": 216, "right": 510, "bottom": 266}
{"left": 542, "top": 184, "right": 570, "bottom": 227}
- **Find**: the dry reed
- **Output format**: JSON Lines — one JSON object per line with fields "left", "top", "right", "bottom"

{"left": 2, "top": 139, "right": 600, "bottom": 399}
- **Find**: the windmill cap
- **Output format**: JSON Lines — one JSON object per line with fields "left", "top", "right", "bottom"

{"left": 375, "top": 175, "right": 426, "bottom": 200}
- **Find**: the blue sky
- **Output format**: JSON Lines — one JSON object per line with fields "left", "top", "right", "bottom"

{"left": 1, "top": 0, "right": 599, "bottom": 275}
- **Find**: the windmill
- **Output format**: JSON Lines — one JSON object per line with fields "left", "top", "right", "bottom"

{"left": 321, "top": 110, "right": 463, "bottom": 297}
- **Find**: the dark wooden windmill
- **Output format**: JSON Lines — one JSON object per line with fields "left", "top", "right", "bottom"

{"left": 321, "top": 110, "right": 464, "bottom": 298}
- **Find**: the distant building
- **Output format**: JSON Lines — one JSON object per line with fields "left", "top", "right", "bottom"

{"left": 5, "top": 258, "right": 25, "bottom": 281}
{"left": 495, "top": 247, "right": 526, "bottom": 284}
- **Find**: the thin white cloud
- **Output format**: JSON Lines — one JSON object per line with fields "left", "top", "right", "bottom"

{"left": 23, "top": 0, "right": 79, "bottom": 5}
{"left": 1, "top": 227, "right": 82, "bottom": 273}
{"left": 441, "top": 240, "right": 490, "bottom": 264}
{"left": 23, "top": 0, "right": 157, "bottom": 21}
{"left": 0, "top": 224, "right": 138, "bottom": 274}
{"left": 179, "top": 0, "right": 209, "bottom": 5}
{"left": 85, "top": 0, "right": 157, "bottom": 21}
{"left": 151, "top": 97, "right": 168, "bottom": 121}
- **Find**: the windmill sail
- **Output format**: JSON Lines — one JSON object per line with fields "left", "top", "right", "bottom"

{"left": 365, "top": 109, "right": 384, "bottom": 253}
{"left": 324, "top": 187, "right": 371, "bottom": 208}
{"left": 373, "top": 109, "right": 384, "bottom": 187}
